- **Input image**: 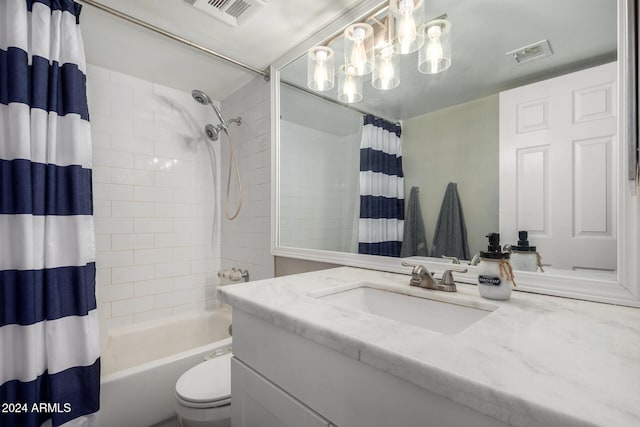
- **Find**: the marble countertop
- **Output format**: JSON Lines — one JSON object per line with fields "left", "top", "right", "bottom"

{"left": 218, "top": 267, "right": 640, "bottom": 427}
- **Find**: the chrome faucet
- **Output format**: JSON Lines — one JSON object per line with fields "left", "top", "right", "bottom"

{"left": 441, "top": 255, "right": 460, "bottom": 264}
{"left": 468, "top": 254, "right": 480, "bottom": 266}
{"left": 401, "top": 262, "right": 468, "bottom": 292}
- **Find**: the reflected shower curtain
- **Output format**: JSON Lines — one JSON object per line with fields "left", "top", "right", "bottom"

{"left": 358, "top": 115, "right": 404, "bottom": 256}
{"left": 0, "top": 1, "right": 100, "bottom": 426}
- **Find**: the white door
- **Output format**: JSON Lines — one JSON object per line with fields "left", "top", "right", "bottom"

{"left": 231, "top": 357, "right": 333, "bottom": 427}
{"left": 499, "top": 62, "right": 617, "bottom": 271}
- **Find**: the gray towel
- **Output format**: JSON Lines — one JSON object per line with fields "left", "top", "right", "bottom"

{"left": 401, "top": 186, "right": 428, "bottom": 257}
{"left": 431, "top": 183, "right": 470, "bottom": 260}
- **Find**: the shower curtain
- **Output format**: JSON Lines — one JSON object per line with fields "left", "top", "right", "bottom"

{"left": 358, "top": 114, "right": 404, "bottom": 257}
{"left": 0, "top": 1, "right": 100, "bottom": 426}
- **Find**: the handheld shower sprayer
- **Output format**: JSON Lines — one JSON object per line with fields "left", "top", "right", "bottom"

{"left": 192, "top": 89, "right": 241, "bottom": 141}
{"left": 192, "top": 89, "right": 244, "bottom": 220}
{"left": 192, "top": 89, "right": 226, "bottom": 128}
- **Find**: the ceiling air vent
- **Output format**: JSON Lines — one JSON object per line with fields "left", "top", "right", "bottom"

{"left": 506, "top": 39, "right": 553, "bottom": 64}
{"left": 186, "top": 0, "right": 267, "bottom": 27}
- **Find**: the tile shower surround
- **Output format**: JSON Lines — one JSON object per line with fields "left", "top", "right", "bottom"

{"left": 280, "top": 120, "right": 359, "bottom": 253}
{"left": 220, "top": 77, "right": 274, "bottom": 283}
{"left": 87, "top": 65, "right": 273, "bottom": 331}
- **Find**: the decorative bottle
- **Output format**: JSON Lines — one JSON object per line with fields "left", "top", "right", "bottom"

{"left": 477, "top": 233, "right": 516, "bottom": 300}
{"left": 509, "top": 230, "right": 543, "bottom": 272}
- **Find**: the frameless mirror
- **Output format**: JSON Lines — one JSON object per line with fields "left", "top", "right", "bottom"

{"left": 272, "top": 0, "right": 639, "bottom": 306}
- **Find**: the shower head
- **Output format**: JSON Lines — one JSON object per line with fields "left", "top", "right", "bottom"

{"left": 191, "top": 89, "right": 211, "bottom": 106}
{"left": 204, "top": 124, "right": 219, "bottom": 142}
{"left": 192, "top": 89, "right": 227, "bottom": 130}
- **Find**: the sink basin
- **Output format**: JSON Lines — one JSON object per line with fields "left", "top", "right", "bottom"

{"left": 312, "top": 282, "right": 494, "bottom": 334}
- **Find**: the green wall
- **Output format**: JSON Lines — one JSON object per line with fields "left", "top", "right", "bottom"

{"left": 402, "top": 94, "right": 499, "bottom": 258}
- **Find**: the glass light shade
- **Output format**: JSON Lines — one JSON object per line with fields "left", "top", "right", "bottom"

{"left": 389, "top": 0, "right": 425, "bottom": 55}
{"left": 344, "top": 23, "right": 374, "bottom": 76}
{"left": 418, "top": 19, "right": 452, "bottom": 74}
{"left": 372, "top": 44, "right": 400, "bottom": 90}
{"left": 307, "top": 46, "right": 335, "bottom": 91}
{"left": 338, "top": 65, "right": 363, "bottom": 104}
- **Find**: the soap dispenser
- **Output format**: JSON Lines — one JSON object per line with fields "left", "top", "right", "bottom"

{"left": 477, "top": 233, "right": 516, "bottom": 300}
{"left": 509, "top": 230, "right": 543, "bottom": 272}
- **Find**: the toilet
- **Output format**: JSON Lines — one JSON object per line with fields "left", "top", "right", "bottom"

{"left": 175, "top": 351, "right": 232, "bottom": 427}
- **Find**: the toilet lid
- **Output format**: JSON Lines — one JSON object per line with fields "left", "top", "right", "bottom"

{"left": 176, "top": 353, "right": 232, "bottom": 404}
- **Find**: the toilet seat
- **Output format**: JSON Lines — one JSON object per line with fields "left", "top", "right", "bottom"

{"left": 176, "top": 352, "right": 232, "bottom": 409}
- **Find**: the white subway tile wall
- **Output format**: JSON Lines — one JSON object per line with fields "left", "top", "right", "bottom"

{"left": 220, "top": 77, "right": 274, "bottom": 281}
{"left": 87, "top": 64, "right": 222, "bottom": 332}
{"left": 280, "top": 120, "right": 360, "bottom": 252}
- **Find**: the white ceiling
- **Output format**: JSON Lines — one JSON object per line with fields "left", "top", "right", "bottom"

{"left": 80, "top": 0, "right": 364, "bottom": 101}
{"left": 79, "top": 0, "right": 618, "bottom": 117}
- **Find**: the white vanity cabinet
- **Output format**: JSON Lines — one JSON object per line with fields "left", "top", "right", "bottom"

{"left": 231, "top": 358, "right": 333, "bottom": 427}
{"left": 230, "top": 309, "right": 508, "bottom": 427}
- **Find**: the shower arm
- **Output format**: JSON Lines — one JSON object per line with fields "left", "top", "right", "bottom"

{"left": 226, "top": 118, "right": 241, "bottom": 126}
{"left": 214, "top": 117, "right": 242, "bottom": 134}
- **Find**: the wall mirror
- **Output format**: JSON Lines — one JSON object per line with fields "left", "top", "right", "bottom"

{"left": 271, "top": 0, "right": 639, "bottom": 306}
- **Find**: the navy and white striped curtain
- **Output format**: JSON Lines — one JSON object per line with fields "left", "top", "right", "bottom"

{"left": 1, "top": 1, "right": 100, "bottom": 426}
{"left": 358, "top": 114, "right": 404, "bottom": 257}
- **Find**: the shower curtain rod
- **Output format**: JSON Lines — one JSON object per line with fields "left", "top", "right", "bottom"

{"left": 281, "top": 79, "right": 400, "bottom": 125}
{"left": 79, "top": 0, "right": 270, "bottom": 80}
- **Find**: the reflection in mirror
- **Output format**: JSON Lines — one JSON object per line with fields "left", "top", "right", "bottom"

{"left": 277, "top": 0, "right": 620, "bottom": 281}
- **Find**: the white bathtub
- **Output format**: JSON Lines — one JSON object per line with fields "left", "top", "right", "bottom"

{"left": 100, "top": 307, "right": 232, "bottom": 427}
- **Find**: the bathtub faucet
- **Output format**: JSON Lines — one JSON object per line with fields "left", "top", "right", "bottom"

{"left": 218, "top": 268, "right": 249, "bottom": 282}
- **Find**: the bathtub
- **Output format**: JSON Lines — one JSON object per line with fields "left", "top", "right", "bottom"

{"left": 100, "top": 307, "right": 232, "bottom": 427}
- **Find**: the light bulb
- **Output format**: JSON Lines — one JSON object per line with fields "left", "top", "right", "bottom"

{"left": 313, "top": 50, "right": 328, "bottom": 91}
{"left": 340, "top": 65, "right": 361, "bottom": 103}
{"left": 426, "top": 24, "right": 443, "bottom": 73}
{"left": 397, "top": 0, "right": 416, "bottom": 54}
{"left": 350, "top": 27, "right": 368, "bottom": 74}
{"left": 379, "top": 49, "right": 395, "bottom": 90}
{"left": 343, "top": 75, "right": 357, "bottom": 103}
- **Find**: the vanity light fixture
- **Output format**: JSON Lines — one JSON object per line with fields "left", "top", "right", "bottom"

{"left": 389, "top": 0, "right": 424, "bottom": 54}
{"left": 418, "top": 17, "right": 452, "bottom": 74}
{"left": 338, "top": 64, "right": 363, "bottom": 103}
{"left": 307, "top": 46, "right": 335, "bottom": 91}
{"left": 305, "top": 2, "right": 452, "bottom": 102}
{"left": 344, "top": 23, "right": 375, "bottom": 76}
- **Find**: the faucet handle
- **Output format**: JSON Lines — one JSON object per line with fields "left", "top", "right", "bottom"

{"left": 402, "top": 261, "right": 437, "bottom": 288}
{"left": 441, "top": 255, "right": 460, "bottom": 264}
{"left": 401, "top": 261, "right": 428, "bottom": 276}
{"left": 441, "top": 268, "right": 468, "bottom": 287}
